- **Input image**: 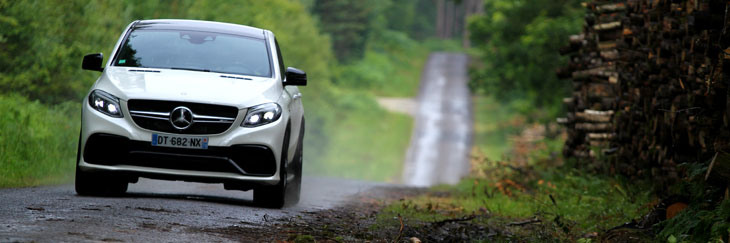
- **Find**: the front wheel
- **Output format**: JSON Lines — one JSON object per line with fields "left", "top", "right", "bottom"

{"left": 75, "top": 164, "right": 128, "bottom": 196}
{"left": 253, "top": 170, "right": 288, "bottom": 208}
{"left": 74, "top": 132, "right": 127, "bottom": 196}
{"left": 287, "top": 134, "right": 303, "bottom": 205}
{"left": 253, "top": 141, "right": 303, "bottom": 208}
{"left": 254, "top": 123, "right": 303, "bottom": 208}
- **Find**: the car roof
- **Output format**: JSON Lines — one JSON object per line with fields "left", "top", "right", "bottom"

{"left": 133, "top": 19, "right": 267, "bottom": 39}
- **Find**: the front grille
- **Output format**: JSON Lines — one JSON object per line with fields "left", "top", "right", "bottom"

{"left": 127, "top": 99, "right": 239, "bottom": 134}
{"left": 83, "top": 133, "right": 277, "bottom": 176}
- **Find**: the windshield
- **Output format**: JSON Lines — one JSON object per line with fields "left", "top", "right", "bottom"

{"left": 113, "top": 29, "right": 272, "bottom": 77}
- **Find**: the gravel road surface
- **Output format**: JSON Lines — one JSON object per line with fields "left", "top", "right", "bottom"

{"left": 0, "top": 177, "right": 385, "bottom": 242}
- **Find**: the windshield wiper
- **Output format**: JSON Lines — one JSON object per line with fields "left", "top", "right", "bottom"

{"left": 169, "top": 67, "right": 211, "bottom": 72}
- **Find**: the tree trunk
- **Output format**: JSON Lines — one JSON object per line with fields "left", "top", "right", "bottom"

{"left": 436, "top": 0, "right": 445, "bottom": 38}
{"left": 706, "top": 152, "right": 730, "bottom": 186}
{"left": 462, "top": 0, "right": 484, "bottom": 48}
{"left": 444, "top": 0, "right": 453, "bottom": 39}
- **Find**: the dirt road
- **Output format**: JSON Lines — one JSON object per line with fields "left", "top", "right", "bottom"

{"left": 402, "top": 53, "right": 472, "bottom": 186}
{"left": 0, "top": 177, "right": 387, "bottom": 242}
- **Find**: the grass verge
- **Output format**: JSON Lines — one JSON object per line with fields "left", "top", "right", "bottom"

{"left": 370, "top": 96, "right": 656, "bottom": 241}
{"left": 0, "top": 94, "right": 79, "bottom": 188}
{"left": 472, "top": 96, "right": 521, "bottom": 161}
{"left": 374, "top": 156, "right": 655, "bottom": 240}
{"left": 304, "top": 91, "right": 412, "bottom": 182}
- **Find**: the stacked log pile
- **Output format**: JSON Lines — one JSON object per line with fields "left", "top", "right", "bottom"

{"left": 560, "top": 0, "right": 730, "bottom": 190}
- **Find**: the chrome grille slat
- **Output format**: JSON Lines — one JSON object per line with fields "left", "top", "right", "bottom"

{"left": 130, "top": 114, "right": 169, "bottom": 120}
{"left": 193, "top": 114, "right": 236, "bottom": 121}
{"left": 192, "top": 120, "right": 234, "bottom": 124}
{"left": 130, "top": 110, "right": 169, "bottom": 117}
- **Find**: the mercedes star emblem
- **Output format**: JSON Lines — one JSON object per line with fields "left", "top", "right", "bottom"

{"left": 170, "top": 106, "right": 193, "bottom": 130}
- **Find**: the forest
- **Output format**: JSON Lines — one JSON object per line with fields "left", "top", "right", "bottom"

{"left": 1, "top": 0, "right": 729, "bottom": 241}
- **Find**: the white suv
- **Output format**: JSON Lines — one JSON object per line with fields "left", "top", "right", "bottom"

{"left": 77, "top": 19, "right": 306, "bottom": 208}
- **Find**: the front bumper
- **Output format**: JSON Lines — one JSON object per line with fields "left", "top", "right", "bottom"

{"left": 78, "top": 99, "right": 288, "bottom": 187}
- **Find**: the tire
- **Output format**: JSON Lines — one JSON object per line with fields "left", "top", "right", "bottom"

{"left": 253, "top": 170, "right": 287, "bottom": 208}
{"left": 74, "top": 164, "right": 128, "bottom": 196}
{"left": 285, "top": 133, "right": 303, "bottom": 205}
{"left": 287, "top": 120, "right": 304, "bottom": 205}
{"left": 74, "top": 133, "right": 128, "bottom": 196}
{"left": 254, "top": 125, "right": 290, "bottom": 208}
{"left": 253, "top": 120, "right": 304, "bottom": 208}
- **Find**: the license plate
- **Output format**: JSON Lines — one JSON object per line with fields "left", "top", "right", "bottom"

{"left": 151, "top": 134, "right": 208, "bottom": 149}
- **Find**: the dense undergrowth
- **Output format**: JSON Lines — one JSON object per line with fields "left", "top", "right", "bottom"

{"left": 376, "top": 165, "right": 655, "bottom": 241}
{"left": 372, "top": 97, "right": 657, "bottom": 241}
{"left": 659, "top": 189, "right": 730, "bottom": 242}
{"left": 0, "top": 95, "right": 79, "bottom": 187}
{"left": 656, "top": 163, "right": 730, "bottom": 242}
{"left": 472, "top": 96, "right": 522, "bottom": 161}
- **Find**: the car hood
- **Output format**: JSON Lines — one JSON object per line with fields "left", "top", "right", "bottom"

{"left": 93, "top": 67, "right": 282, "bottom": 109}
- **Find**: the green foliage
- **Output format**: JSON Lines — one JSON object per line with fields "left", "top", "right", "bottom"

{"left": 312, "top": 0, "right": 437, "bottom": 63}
{"left": 290, "top": 234, "right": 316, "bottom": 243}
{"left": 0, "top": 95, "right": 79, "bottom": 187}
{"left": 334, "top": 31, "right": 434, "bottom": 97}
{"left": 312, "top": 0, "right": 374, "bottom": 63}
{"left": 377, "top": 165, "right": 654, "bottom": 240}
{"left": 472, "top": 96, "right": 520, "bottom": 160}
{"left": 336, "top": 51, "right": 397, "bottom": 89}
{"left": 381, "top": 0, "right": 436, "bottom": 40}
{"left": 657, "top": 175, "right": 730, "bottom": 242}
{"left": 0, "top": 0, "right": 128, "bottom": 103}
{"left": 306, "top": 91, "right": 412, "bottom": 182}
{"left": 468, "top": 0, "right": 583, "bottom": 119}
{"left": 658, "top": 199, "right": 730, "bottom": 242}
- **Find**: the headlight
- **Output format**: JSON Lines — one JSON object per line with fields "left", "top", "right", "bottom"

{"left": 88, "top": 90, "right": 123, "bottom": 118}
{"left": 241, "top": 103, "right": 281, "bottom": 127}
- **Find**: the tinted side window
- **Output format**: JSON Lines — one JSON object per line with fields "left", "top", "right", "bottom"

{"left": 275, "top": 39, "right": 286, "bottom": 80}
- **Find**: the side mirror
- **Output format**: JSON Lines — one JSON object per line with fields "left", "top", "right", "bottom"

{"left": 284, "top": 67, "right": 307, "bottom": 86}
{"left": 82, "top": 53, "right": 104, "bottom": 72}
